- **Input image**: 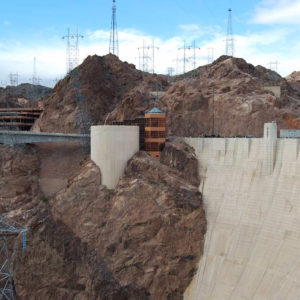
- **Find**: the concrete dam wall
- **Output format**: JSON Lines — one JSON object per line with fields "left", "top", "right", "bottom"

{"left": 184, "top": 135, "right": 300, "bottom": 299}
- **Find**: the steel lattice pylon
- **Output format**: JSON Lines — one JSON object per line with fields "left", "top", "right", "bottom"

{"left": 0, "top": 215, "right": 27, "bottom": 300}
{"left": 109, "top": 0, "right": 119, "bottom": 56}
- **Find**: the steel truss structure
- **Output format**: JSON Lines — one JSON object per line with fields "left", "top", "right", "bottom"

{"left": 0, "top": 215, "right": 27, "bottom": 300}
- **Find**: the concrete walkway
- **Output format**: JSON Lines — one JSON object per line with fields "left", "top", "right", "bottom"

{"left": 0, "top": 130, "right": 90, "bottom": 145}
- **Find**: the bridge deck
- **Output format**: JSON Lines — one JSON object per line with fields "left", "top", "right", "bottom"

{"left": 0, "top": 130, "right": 90, "bottom": 144}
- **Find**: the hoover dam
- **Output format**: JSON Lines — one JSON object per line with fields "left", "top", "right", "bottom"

{"left": 184, "top": 123, "right": 300, "bottom": 299}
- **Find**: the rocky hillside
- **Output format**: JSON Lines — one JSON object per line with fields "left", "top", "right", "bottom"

{"left": 286, "top": 71, "right": 300, "bottom": 93}
{"left": 110, "top": 56, "right": 300, "bottom": 137}
{"left": 33, "top": 54, "right": 300, "bottom": 137}
{"left": 34, "top": 54, "right": 168, "bottom": 133}
{"left": 0, "top": 138, "right": 206, "bottom": 299}
{"left": 0, "top": 83, "right": 52, "bottom": 108}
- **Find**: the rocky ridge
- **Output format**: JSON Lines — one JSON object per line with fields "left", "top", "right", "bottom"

{"left": 0, "top": 83, "right": 52, "bottom": 108}
{"left": 34, "top": 54, "right": 169, "bottom": 133}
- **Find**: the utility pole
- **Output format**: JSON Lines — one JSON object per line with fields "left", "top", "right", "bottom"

{"left": 9, "top": 73, "right": 18, "bottom": 86}
{"left": 62, "top": 28, "right": 84, "bottom": 74}
{"left": 109, "top": 0, "right": 119, "bottom": 56}
{"left": 225, "top": 8, "right": 235, "bottom": 57}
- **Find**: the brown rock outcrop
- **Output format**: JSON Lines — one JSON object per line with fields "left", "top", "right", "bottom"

{"left": 34, "top": 54, "right": 168, "bottom": 133}
{"left": 8, "top": 140, "right": 206, "bottom": 299}
{"left": 0, "top": 144, "right": 44, "bottom": 217}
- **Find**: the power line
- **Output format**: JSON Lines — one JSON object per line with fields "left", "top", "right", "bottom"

{"left": 62, "top": 28, "right": 84, "bottom": 74}
{"left": 109, "top": 0, "right": 119, "bottom": 57}
{"left": 225, "top": 8, "right": 235, "bottom": 57}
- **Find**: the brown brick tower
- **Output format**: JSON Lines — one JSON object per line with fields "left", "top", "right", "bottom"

{"left": 144, "top": 106, "right": 166, "bottom": 159}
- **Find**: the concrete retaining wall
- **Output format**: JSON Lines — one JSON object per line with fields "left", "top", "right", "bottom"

{"left": 184, "top": 136, "right": 300, "bottom": 299}
{"left": 91, "top": 125, "right": 139, "bottom": 189}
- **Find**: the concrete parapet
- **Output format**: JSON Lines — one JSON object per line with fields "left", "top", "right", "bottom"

{"left": 91, "top": 125, "right": 139, "bottom": 189}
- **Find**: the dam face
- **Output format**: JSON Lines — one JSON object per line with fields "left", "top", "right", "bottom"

{"left": 184, "top": 136, "right": 300, "bottom": 299}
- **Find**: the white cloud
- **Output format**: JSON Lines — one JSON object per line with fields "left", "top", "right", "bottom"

{"left": 252, "top": 0, "right": 300, "bottom": 24}
{"left": 0, "top": 26, "right": 299, "bottom": 88}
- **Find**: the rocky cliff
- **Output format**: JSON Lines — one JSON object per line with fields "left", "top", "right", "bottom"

{"left": 0, "top": 138, "right": 206, "bottom": 299}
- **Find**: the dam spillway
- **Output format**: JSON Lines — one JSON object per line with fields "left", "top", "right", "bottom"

{"left": 184, "top": 135, "right": 300, "bottom": 299}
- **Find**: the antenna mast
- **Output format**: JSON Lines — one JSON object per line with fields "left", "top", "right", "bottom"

{"left": 225, "top": 8, "right": 234, "bottom": 57}
{"left": 62, "top": 28, "right": 84, "bottom": 73}
{"left": 109, "top": 0, "right": 119, "bottom": 56}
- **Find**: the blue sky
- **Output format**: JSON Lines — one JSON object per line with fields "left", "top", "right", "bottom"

{"left": 0, "top": 0, "right": 300, "bottom": 87}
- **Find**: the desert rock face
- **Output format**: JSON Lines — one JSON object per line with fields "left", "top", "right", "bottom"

{"left": 5, "top": 139, "right": 206, "bottom": 300}
{"left": 0, "top": 145, "right": 44, "bottom": 218}
{"left": 160, "top": 56, "right": 300, "bottom": 137}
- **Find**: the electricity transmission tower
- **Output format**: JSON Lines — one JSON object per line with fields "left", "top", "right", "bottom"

{"left": 167, "top": 67, "right": 175, "bottom": 83}
{"left": 9, "top": 73, "right": 18, "bottom": 86}
{"left": 225, "top": 8, "right": 234, "bottom": 57}
{"left": 0, "top": 215, "right": 28, "bottom": 300}
{"left": 138, "top": 41, "right": 151, "bottom": 72}
{"left": 30, "top": 57, "right": 41, "bottom": 85}
{"left": 178, "top": 41, "right": 189, "bottom": 74}
{"left": 268, "top": 61, "right": 279, "bottom": 73}
{"left": 178, "top": 41, "right": 200, "bottom": 74}
{"left": 109, "top": 0, "right": 119, "bottom": 56}
{"left": 190, "top": 41, "right": 200, "bottom": 70}
{"left": 137, "top": 40, "right": 159, "bottom": 73}
{"left": 62, "top": 28, "right": 84, "bottom": 74}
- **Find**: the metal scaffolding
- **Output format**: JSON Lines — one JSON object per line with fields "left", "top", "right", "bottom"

{"left": 0, "top": 215, "right": 28, "bottom": 300}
